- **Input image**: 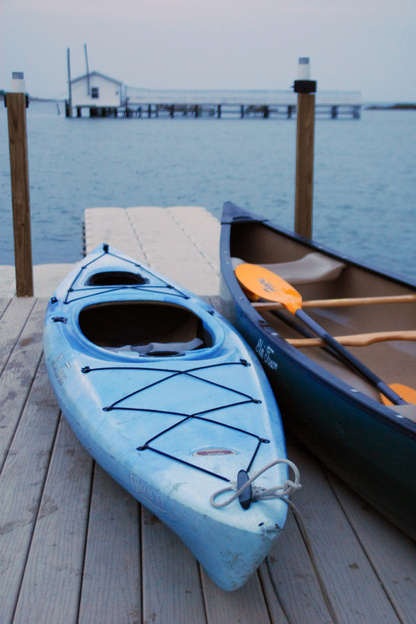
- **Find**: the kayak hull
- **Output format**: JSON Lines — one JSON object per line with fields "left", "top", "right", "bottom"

{"left": 44, "top": 243, "right": 290, "bottom": 590}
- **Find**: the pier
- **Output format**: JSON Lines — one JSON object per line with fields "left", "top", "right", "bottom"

{"left": 1, "top": 205, "right": 415, "bottom": 624}
{"left": 67, "top": 88, "right": 361, "bottom": 120}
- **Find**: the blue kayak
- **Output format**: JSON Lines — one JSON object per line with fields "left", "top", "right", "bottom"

{"left": 43, "top": 244, "right": 296, "bottom": 591}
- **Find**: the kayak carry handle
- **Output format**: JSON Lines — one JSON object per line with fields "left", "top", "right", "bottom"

{"left": 237, "top": 470, "right": 253, "bottom": 509}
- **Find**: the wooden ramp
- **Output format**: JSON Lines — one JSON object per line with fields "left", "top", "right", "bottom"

{"left": 1, "top": 206, "right": 415, "bottom": 624}
{"left": 84, "top": 206, "right": 221, "bottom": 296}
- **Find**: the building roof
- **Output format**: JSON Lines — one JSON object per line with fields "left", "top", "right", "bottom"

{"left": 71, "top": 71, "right": 123, "bottom": 86}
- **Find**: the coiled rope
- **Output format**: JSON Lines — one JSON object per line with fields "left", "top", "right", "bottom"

{"left": 210, "top": 458, "right": 302, "bottom": 509}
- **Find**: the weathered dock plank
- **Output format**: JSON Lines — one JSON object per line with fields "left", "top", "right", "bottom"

{"left": 0, "top": 299, "right": 46, "bottom": 469}
{"left": 0, "top": 266, "right": 77, "bottom": 300}
{"left": 12, "top": 415, "right": 93, "bottom": 624}
{"left": 141, "top": 507, "right": 206, "bottom": 624}
{"left": 78, "top": 464, "right": 142, "bottom": 624}
{"left": 0, "top": 298, "right": 10, "bottom": 318}
{"left": 202, "top": 572, "right": 275, "bottom": 624}
{"left": 287, "top": 442, "right": 403, "bottom": 624}
{"left": 329, "top": 474, "right": 416, "bottom": 624}
{"left": 0, "top": 354, "right": 61, "bottom": 624}
{"left": 0, "top": 297, "right": 36, "bottom": 373}
{"left": 259, "top": 509, "right": 335, "bottom": 624}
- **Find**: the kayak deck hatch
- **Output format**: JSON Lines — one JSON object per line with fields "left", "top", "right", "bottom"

{"left": 85, "top": 270, "right": 149, "bottom": 286}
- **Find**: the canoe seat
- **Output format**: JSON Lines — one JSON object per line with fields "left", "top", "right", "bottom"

{"left": 232, "top": 253, "right": 345, "bottom": 285}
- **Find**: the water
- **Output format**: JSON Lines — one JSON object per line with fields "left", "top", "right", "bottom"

{"left": 1, "top": 101, "right": 415, "bottom": 281}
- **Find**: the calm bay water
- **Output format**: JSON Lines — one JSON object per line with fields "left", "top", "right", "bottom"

{"left": 1, "top": 101, "right": 415, "bottom": 280}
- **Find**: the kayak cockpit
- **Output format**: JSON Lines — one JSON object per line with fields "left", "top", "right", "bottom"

{"left": 79, "top": 301, "right": 213, "bottom": 356}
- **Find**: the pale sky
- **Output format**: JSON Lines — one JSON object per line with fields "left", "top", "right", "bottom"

{"left": 1, "top": 0, "right": 415, "bottom": 102}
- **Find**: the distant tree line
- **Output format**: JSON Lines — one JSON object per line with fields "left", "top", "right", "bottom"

{"left": 366, "top": 102, "right": 416, "bottom": 110}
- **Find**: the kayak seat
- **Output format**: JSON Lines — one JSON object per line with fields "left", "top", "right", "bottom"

{"left": 232, "top": 253, "right": 345, "bottom": 285}
{"left": 105, "top": 337, "right": 204, "bottom": 356}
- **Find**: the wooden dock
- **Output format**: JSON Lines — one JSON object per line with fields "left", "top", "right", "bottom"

{"left": 67, "top": 88, "right": 361, "bottom": 120}
{"left": 1, "top": 206, "right": 415, "bottom": 624}
{"left": 69, "top": 102, "right": 361, "bottom": 120}
{"left": 121, "top": 102, "right": 361, "bottom": 120}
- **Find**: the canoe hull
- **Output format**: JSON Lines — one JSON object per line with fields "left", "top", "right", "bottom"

{"left": 44, "top": 243, "right": 290, "bottom": 590}
{"left": 220, "top": 202, "right": 416, "bottom": 541}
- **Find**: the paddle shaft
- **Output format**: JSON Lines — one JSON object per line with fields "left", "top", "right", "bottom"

{"left": 287, "top": 329, "right": 416, "bottom": 347}
{"left": 253, "top": 293, "right": 416, "bottom": 311}
{"left": 295, "top": 309, "right": 407, "bottom": 405}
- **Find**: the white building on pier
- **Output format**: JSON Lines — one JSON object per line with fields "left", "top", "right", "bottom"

{"left": 69, "top": 71, "right": 123, "bottom": 112}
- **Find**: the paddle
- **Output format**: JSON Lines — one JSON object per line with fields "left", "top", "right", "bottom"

{"left": 380, "top": 384, "right": 416, "bottom": 407}
{"left": 235, "top": 263, "right": 410, "bottom": 406}
{"left": 253, "top": 292, "right": 416, "bottom": 310}
{"left": 287, "top": 330, "right": 416, "bottom": 348}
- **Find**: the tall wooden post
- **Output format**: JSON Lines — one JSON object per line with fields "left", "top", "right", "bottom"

{"left": 294, "top": 58, "right": 317, "bottom": 239}
{"left": 6, "top": 72, "right": 34, "bottom": 297}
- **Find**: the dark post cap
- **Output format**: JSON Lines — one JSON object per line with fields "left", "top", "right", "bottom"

{"left": 293, "top": 80, "right": 317, "bottom": 94}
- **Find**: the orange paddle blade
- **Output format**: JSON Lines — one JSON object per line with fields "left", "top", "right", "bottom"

{"left": 381, "top": 384, "right": 416, "bottom": 406}
{"left": 235, "top": 263, "right": 302, "bottom": 314}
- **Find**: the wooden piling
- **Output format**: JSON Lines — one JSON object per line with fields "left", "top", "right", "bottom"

{"left": 294, "top": 73, "right": 317, "bottom": 239}
{"left": 67, "top": 48, "right": 72, "bottom": 117}
{"left": 6, "top": 91, "right": 34, "bottom": 297}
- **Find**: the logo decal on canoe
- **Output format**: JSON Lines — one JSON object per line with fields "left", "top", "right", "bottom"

{"left": 130, "top": 474, "right": 166, "bottom": 513}
{"left": 255, "top": 338, "right": 278, "bottom": 371}
{"left": 192, "top": 447, "right": 238, "bottom": 456}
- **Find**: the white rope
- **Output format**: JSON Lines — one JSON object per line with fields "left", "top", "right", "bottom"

{"left": 210, "top": 459, "right": 340, "bottom": 622}
{"left": 210, "top": 458, "right": 302, "bottom": 509}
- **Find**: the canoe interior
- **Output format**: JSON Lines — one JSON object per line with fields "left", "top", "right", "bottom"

{"left": 230, "top": 220, "right": 416, "bottom": 415}
{"left": 79, "top": 301, "right": 212, "bottom": 353}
